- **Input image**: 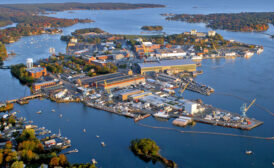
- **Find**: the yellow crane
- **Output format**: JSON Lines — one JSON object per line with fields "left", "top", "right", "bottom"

{"left": 139, "top": 38, "right": 149, "bottom": 57}
{"left": 211, "top": 40, "right": 220, "bottom": 55}
{"left": 241, "top": 98, "right": 256, "bottom": 117}
{"left": 180, "top": 81, "right": 190, "bottom": 97}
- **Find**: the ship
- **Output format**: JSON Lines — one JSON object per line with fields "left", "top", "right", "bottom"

{"left": 0, "top": 102, "right": 14, "bottom": 112}
{"left": 257, "top": 47, "right": 264, "bottom": 54}
{"left": 153, "top": 111, "right": 170, "bottom": 119}
{"left": 244, "top": 51, "right": 254, "bottom": 58}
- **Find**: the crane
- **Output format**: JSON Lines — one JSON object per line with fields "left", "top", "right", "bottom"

{"left": 180, "top": 81, "right": 190, "bottom": 97}
{"left": 104, "top": 80, "right": 113, "bottom": 103}
{"left": 139, "top": 38, "right": 149, "bottom": 57}
{"left": 241, "top": 98, "right": 256, "bottom": 117}
{"left": 211, "top": 40, "right": 220, "bottom": 56}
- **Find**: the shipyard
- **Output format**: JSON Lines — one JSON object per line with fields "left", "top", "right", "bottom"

{"left": 1, "top": 28, "right": 265, "bottom": 132}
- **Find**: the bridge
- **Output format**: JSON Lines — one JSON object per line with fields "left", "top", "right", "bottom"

{"left": 7, "top": 94, "right": 44, "bottom": 104}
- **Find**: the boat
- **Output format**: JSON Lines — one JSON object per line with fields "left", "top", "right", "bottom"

{"left": 66, "top": 149, "right": 78, "bottom": 154}
{"left": 91, "top": 158, "right": 97, "bottom": 164}
{"left": 101, "top": 142, "right": 106, "bottom": 147}
{"left": 245, "top": 150, "right": 253, "bottom": 155}
{"left": 36, "top": 110, "right": 42, "bottom": 114}
{"left": 60, "top": 114, "right": 63, "bottom": 118}
{"left": 83, "top": 129, "right": 86, "bottom": 133}
{"left": 0, "top": 102, "right": 14, "bottom": 112}
{"left": 191, "top": 56, "right": 203, "bottom": 60}
{"left": 17, "top": 99, "right": 29, "bottom": 105}
{"left": 244, "top": 51, "right": 254, "bottom": 58}
{"left": 96, "top": 135, "right": 100, "bottom": 138}
{"left": 51, "top": 109, "right": 55, "bottom": 112}
{"left": 153, "top": 111, "right": 169, "bottom": 119}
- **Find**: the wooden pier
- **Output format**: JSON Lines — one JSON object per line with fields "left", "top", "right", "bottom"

{"left": 7, "top": 94, "right": 44, "bottom": 104}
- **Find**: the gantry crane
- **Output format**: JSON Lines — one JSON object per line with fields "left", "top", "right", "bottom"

{"left": 241, "top": 98, "right": 256, "bottom": 117}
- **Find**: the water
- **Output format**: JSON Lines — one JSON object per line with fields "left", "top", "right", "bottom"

{"left": 0, "top": 0, "right": 274, "bottom": 167}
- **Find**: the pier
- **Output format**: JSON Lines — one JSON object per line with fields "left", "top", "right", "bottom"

{"left": 7, "top": 93, "right": 44, "bottom": 104}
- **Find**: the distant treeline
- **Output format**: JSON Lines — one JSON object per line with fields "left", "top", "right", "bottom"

{"left": 141, "top": 25, "right": 163, "bottom": 31}
{"left": 166, "top": 12, "right": 274, "bottom": 32}
{"left": 0, "top": 3, "right": 165, "bottom": 13}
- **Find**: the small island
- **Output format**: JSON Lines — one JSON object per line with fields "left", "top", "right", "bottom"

{"left": 130, "top": 138, "right": 177, "bottom": 168}
{"left": 165, "top": 12, "right": 274, "bottom": 32}
{"left": 141, "top": 25, "right": 163, "bottom": 31}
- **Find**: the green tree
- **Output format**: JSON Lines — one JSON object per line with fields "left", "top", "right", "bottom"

{"left": 11, "top": 161, "right": 24, "bottom": 168}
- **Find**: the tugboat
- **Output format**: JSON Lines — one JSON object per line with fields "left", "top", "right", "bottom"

{"left": 245, "top": 150, "right": 253, "bottom": 155}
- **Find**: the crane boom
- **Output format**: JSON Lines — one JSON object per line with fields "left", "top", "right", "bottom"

{"left": 140, "top": 38, "right": 149, "bottom": 57}
{"left": 246, "top": 98, "right": 256, "bottom": 112}
{"left": 181, "top": 81, "right": 190, "bottom": 96}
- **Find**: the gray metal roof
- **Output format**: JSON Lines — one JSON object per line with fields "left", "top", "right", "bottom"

{"left": 138, "top": 59, "right": 195, "bottom": 68}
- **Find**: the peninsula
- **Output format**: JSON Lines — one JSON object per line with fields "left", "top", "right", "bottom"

{"left": 164, "top": 12, "right": 274, "bottom": 32}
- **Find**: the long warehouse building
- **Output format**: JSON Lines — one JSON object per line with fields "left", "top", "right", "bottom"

{"left": 77, "top": 72, "right": 145, "bottom": 90}
{"left": 137, "top": 59, "right": 196, "bottom": 75}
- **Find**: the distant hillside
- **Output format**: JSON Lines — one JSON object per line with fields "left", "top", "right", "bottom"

{"left": 166, "top": 12, "right": 274, "bottom": 32}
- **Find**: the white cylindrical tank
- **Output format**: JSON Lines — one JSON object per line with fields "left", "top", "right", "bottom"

{"left": 26, "top": 58, "right": 33, "bottom": 69}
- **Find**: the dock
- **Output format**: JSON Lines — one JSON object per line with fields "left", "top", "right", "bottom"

{"left": 7, "top": 94, "right": 44, "bottom": 104}
{"left": 193, "top": 117, "right": 263, "bottom": 130}
{"left": 134, "top": 114, "right": 151, "bottom": 122}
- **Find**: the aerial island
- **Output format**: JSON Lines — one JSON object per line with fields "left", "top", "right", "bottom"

{"left": 141, "top": 25, "right": 163, "bottom": 31}
{"left": 164, "top": 12, "right": 274, "bottom": 32}
{"left": 130, "top": 138, "right": 177, "bottom": 167}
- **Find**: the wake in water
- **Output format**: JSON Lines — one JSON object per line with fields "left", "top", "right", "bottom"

{"left": 137, "top": 123, "right": 274, "bottom": 140}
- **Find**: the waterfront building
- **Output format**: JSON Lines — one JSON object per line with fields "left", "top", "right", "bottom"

{"left": 77, "top": 72, "right": 145, "bottom": 90}
{"left": 129, "top": 92, "right": 152, "bottom": 100}
{"left": 137, "top": 59, "right": 197, "bottom": 75}
{"left": 120, "top": 90, "right": 144, "bottom": 101}
{"left": 155, "top": 48, "right": 187, "bottom": 58}
{"left": 190, "top": 29, "right": 197, "bottom": 35}
{"left": 26, "top": 67, "right": 47, "bottom": 78}
{"left": 32, "top": 80, "right": 61, "bottom": 91}
{"left": 208, "top": 31, "right": 216, "bottom": 37}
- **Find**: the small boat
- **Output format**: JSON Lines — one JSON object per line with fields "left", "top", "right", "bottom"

{"left": 101, "top": 142, "right": 106, "bottom": 147}
{"left": 83, "top": 129, "right": 86, "bottom": 133}
{"left": 96, "top": 135, "right": 99, "bottom": 138}
{"left": 37, "top": 110, "right": 42, "bottom": 114}
{"left": 272, "top": 162, "right": 274, "bottom": 166}
{"left": 59, "top": 114, "right": 63, "bottom": 118}
{"left": 245, "top": 150, "right": 253, "bottom": 155}
{"left": 51, "top": 109, "right": 55, "bottom": 112}
{"left": 91, "top": 158, "right": 97, "bottom": 164}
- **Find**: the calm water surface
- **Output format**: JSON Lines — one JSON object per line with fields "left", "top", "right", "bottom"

{"left": 0, "top": 0, "right": 274, "bottom": 167}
